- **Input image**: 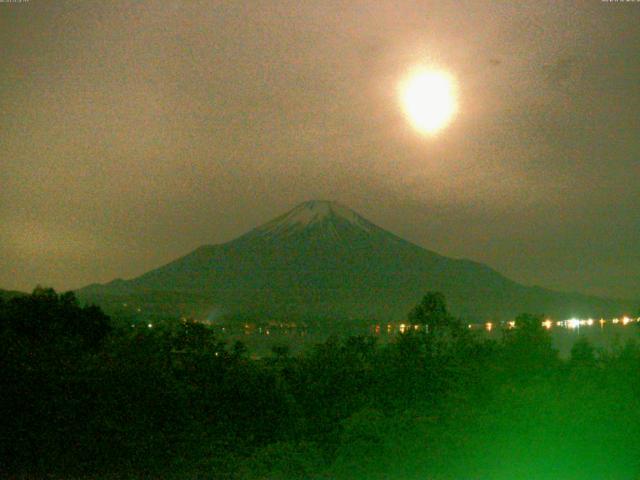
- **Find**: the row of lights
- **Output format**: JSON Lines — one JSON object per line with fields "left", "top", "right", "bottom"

{"left": 481, "top": 316, "right": 639, "bottom": 332}
{"left": 374, "top": 317, "right": 639, "bottom": 335}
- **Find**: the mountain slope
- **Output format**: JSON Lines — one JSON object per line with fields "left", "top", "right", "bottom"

{"left": 0, "top": 288, "right": 26, "bottom": 302}
{"left": 78, "top": 201, "right": 632, "bottom": 322}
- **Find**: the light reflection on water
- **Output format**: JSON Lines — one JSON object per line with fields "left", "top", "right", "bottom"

{"left": 479, "top": 322, "right": 639, "bottom": 358}
{"left": 215, "top": 315, "right": 639, "bottom": 359}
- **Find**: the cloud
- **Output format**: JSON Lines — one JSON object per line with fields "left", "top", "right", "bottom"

{"left": 543, "top": 55, "right": 579, "bottom": 85}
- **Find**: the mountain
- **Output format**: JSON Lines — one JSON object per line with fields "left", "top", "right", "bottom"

{"left": 0, "top": 288, "right": 26, "bottom": 302}
{"left": 78, "top": 200, "right": 633, "bottom": 323}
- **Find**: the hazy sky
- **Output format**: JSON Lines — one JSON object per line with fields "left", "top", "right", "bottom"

{"left": 1, "top": 1, "right": 639, "bottom": 300}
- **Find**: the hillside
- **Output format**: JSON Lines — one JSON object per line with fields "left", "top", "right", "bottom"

{"left": 0, "top": 289, "right": 26, "bottom": 302}
{"left": 78, "top": 201, "right": 633, "bottom": 322}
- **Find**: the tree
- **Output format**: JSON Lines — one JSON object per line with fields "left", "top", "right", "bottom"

{"left": 408, "top": 292, "right": 450, "bottom": 333}
{"left": 502, "top": 313, "right": 558, "bottom": 378}
{"left": 171, "top": 318, "right": 222, "bottom": 354}
{"left": 407, "top": 292, "right": 463, "bottom": 358}
{"left": 240, "top": 441, "right": 323, "bottom": 480}
{"left": 272, "top": 344, "right": 291, "bottom": 360}
{"left": 570, "top": 336, "right": 596, "bottom": 368}
{"left": 0, "top": 288, "right": 113, "bottom": 475}
{"left": 1, "top": 287, "right": 111, "bottom": 349}
{"left": 232, "top": 340, "right": 248, "bottom": 358}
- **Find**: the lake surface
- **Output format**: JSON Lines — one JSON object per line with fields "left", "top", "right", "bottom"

{"left": 549, "top": 323, "right": 639, "bottom": 357}
{"left": 225, "top": 320, "right": 640, "bottom": 359}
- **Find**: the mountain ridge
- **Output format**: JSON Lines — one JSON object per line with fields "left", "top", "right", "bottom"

{"left": 78, "top": 200, "right": 634, "bottom": 322}
{"left": 0, "top": 288, "right": 27, "bottom": 301}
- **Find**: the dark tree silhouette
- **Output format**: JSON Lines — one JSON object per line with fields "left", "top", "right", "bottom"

{"left": 408, "top": 291, "right": 451, "bottom": 333}
{"left": 570, "top": 336, "right": 596, "bottom": 368}
{"left": 502, "top": 313, "right": 558, "bottom": 378}
{"left": 0, "top": 286, "right": 111, "bottom": 349}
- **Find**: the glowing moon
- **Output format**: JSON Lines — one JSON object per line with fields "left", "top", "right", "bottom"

{"left": 400, "top": 68, "right": 458, "bottom": 135}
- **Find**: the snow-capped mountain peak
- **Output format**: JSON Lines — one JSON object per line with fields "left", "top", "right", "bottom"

{"left": 254, "top": 200, "right": 373, "bottom": 236}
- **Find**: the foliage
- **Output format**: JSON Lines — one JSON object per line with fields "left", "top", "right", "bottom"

{"left": 1, "top": 289, "right": 639, "bottom": 479}
{"left": 408, "top": 291, "right": 451, "bottom": 332}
